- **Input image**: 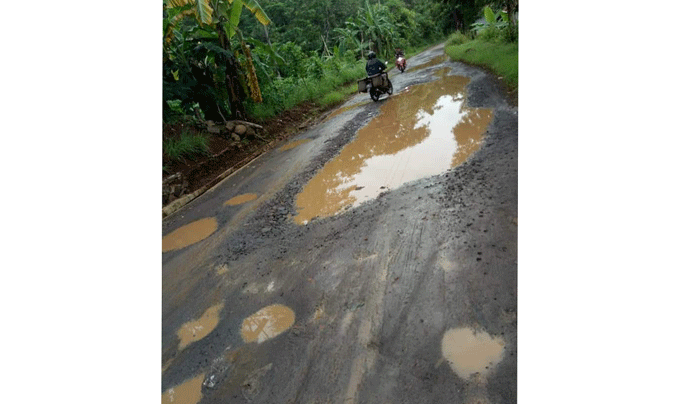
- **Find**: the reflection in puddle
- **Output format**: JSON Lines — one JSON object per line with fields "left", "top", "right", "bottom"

{"left": 240, "top": 304, "right": 295, "bottom": 343}
{"left": 225, "top": 193, "right": 257, "bottom": 206}
{"left": 162, "top": 217, "right": 217, "bottom": 252}
{"left": 177, "top": 303, "right": 224, "bottom": 350}
{"left": 441, "top": 327, "right": 505, "bottom": 380}
{"left": 409, "top": 54, "right": 448, "bottom": 71}
{"left": 293, "top": 69, "right": 493, "bottom": 224}
{"left": 279, "top": 139, "right": 311, "bottom": 152}
{"left": 162, "top": 373, "right": 204, "bottom": 404}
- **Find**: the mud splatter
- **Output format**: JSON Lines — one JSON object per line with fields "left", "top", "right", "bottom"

{"left": 163, "top": 217, "right": 218, "bottom": 252}
{"left": 441, "top": 327, "right": 505, "bottom": 380}
{"left": 240, "top": 304, "right": 295, "bottom": 343}
{"left": 294, "top": 70, "right": 493, "bottom": 224}
{"left": 177, "top": 303, "right": 224, "bottom": 350}
{"left": 279, "top": 139, "right": 311, "bottom": 151}
{"left": 224, "top": 193, "right": 257, "bottom": 206}
{"left": 162, "top": 373, "right": 205, "bottom": 404}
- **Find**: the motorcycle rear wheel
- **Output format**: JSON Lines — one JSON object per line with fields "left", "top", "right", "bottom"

{"left": 398, "top": 65, "right": 405, "bottom": 73}
{"left": 387, "top": 79, "right": 393, "bottom": 95}
{"left": 370, "top": 86, "right": 379, "bottom": 102}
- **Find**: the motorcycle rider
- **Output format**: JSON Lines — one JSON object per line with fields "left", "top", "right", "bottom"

{"left": 395, "top": 48, "right": 404, "bottom": 59}
{"left": 365, "top": 51, "right": 387, "bottom": 76}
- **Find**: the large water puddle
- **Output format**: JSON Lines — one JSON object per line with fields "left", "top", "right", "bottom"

{"left": 162, "top": 373, "right": 204, "bottom": 404}
{"left": 441, "top": 327, "right": 505, "bottom": 380}
{"left": 293, "top": 69, "right": 493, "bottom": 224}
{"left": 177, "top": 303, "right": 224, "bottom": 350}
{"left": 279, "top": 139, "right": 311, "bottom": 152}
{"left": 224, "top": 193, "right": 257, "bottom": 206}
{"left": 240, "top": 304, "right": 295, "bottom": 343}
{"left": 163, "top": 217, "right": 217, "bottom": 252}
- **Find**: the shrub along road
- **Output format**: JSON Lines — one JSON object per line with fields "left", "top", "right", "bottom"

{"left": 162, "top": 43, "right": 518, "bottom": 404}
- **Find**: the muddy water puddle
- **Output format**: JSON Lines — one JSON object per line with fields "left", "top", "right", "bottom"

{"left": 441, "top": 327, "right": 505, "bottom": 380}
{"left": 163, "top": 217, "right": 217, "bottom": 252}
{"left": 224, "top": 193, "right": 257, "bottom": 206}
{"left": 279, "top": 139, "right": 311, "bottom": 152}
{"left": 409, "top": 54, "right": 448, "bottom": 71}
{"left": 177, "top": 303, "right": 224, "bottom": 350}
{"left": 162, "top": 373, "right": 204, "bottom": 404}
{"left": 294, "top": 68, "right": 493, "bottom": 224}
{"left": 240, "top": 304, "right": 295, "bottom": 343}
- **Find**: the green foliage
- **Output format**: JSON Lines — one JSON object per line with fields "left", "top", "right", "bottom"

{"left": 164, "top": 130, "right": 211, "bottom": 162}
{"left": 164, "top": 0, "right": 454, "bottom": 125}
{"left": 445, "top": 34, "right": 518, "bottom": 90}
{"left": 446, "top": 31, "right": 468, "bottom": 46}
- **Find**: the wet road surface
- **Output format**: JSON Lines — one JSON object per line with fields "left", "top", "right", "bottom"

{"left": 162, "top": 43, "right": 518, "bottom": 404}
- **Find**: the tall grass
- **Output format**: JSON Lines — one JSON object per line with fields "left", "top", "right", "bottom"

{"left": 445, "top": 33, "right": 518, "bottom": 91}
{"left": 164, "top": 131, "right": 210, "bottom": 161}
{"left": 248, "top": 60, "right": 365, "bottom": 120}
{"left": 247, "top": 39, "right": 447, "bottom": 121}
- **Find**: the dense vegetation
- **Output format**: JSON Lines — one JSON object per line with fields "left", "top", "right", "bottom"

{"left": 162, "top": 0, "right": 518, "bottom": 162}
{"left": 445, "top": 4, "right": 518, "bottom": 93}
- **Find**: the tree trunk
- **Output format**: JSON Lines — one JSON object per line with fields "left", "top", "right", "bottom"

{"left": 217, "top": 24, "right": 247, "bottom": 120}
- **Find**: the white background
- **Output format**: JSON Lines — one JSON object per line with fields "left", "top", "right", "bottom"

{"left": 2, "top": 1, "right": 695, "bottom": 402}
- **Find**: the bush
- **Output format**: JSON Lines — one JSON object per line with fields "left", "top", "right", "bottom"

{"left": 446, "top": 31, "right": 468, "bottom": 46}
{"left": 479, "top": 26, "right": 500, "bottom": 42}
{"left": 164, "top": 131, "right": 210, "bottom": 162}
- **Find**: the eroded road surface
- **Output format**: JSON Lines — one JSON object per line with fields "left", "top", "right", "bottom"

{"left": 162, "top": 43, "right": 518, "bottom": 404}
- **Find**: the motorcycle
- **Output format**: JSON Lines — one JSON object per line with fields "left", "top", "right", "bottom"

{"left": 395, "top": 55, "right": 407, "bottom": 73}
{"left": 357, "top": 69, "right": 393, "bottom": 102}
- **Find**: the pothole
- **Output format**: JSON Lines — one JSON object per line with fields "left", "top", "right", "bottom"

{"left": 279, "top": 139, "right": 311, "bottom": 151}
{"left": 162, "top": 373, "right": 204, "bottom": 404}
{"left": 162, "top": 217, "right": 217, "bottom": 252}
{"left": 293, "top": 68, "right": 493, "bottom": 224}
{"left": 409, "top": 54, "right": 448, "bottom": 71}
{"left": 240, "top": 304, "right": 295, "bottom": 343}
{"left": 441, "top": 327, "right": 505, "bottom": 380}
{"left": 224, "top": 193, "right": 258, "bottom": 206}
{"left": 177, "top": 303, "right": 224, "bottom": 350}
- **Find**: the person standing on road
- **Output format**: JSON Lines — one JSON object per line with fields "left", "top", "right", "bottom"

{"left": 365, "top": 51, "right": 386, "bottom": 76}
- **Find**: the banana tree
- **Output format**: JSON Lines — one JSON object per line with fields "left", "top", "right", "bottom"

{"left": 356, "top": 0, "right": 396, "bottom": 58}
{"left": 165, "top": 0, "right": 271, "bottom": 119}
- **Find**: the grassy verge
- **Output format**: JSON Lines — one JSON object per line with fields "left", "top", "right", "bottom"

{"left": 248, "top": 39, "right": 447, "bottom": 121}
{"left": 164, "top": 130, "right": 210, "bottom": 162}
{"left": 444, "top": 33, "right": 518, "bottom": 94}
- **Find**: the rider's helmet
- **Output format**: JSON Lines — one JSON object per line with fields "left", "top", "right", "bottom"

{"left": 367, "top": 51, "right": 376, "bottom": 59}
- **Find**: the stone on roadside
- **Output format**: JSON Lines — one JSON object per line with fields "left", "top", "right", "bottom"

{"left": 234, "top": 124, "right": 247, "bottom": 135}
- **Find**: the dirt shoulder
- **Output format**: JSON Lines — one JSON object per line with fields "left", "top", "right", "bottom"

{"left": 162, "top": 100, "right": 339, "bottom": 209}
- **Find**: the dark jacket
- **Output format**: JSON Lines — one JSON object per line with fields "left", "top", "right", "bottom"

{"left": 366, "top": 58, "right": 387, "bottom": 76}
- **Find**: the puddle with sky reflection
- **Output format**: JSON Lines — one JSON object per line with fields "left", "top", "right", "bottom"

{"left": 293, "top": 68, "right": 493, "bottom": 224}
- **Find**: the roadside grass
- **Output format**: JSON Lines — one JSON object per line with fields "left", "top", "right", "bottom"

{"left": 445, "top": 34, "right": 518, "bottom": 92}
{"left": 248, "top": 38, "right": 446, "bottom": 121}
{"left": 164, "top": 130, "right": 210, "bottom": 162}
{"left": 248, "top": 60, "right": 365, "bottom": 121}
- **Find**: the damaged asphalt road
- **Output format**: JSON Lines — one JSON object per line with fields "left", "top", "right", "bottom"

{"left": 162, "top": 43, "right": 518, "bottom": 404}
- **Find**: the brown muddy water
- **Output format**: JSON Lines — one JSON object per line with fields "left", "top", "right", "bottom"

{"left": 441, "top": 327, "right": 505, "bottom": 380}
{"left": 177, "top": 303, "right": 224, "bottom": 350}
{"left": 293, "top": 68, "right": 493, "bottom": 224}
{"left": 279, "top": 139, "right": 311, "bottom": 152}
{"left": 162, "top": 217, "right": 218, "bottom": 252}
{"left": 240, "top": 304, "right": 295, "bottom": 344}
{"left": 162, "top": 373, "right": 204, "bottom": 404}
{"left": 224, "top": 193, "right": 258, "bottom": 206}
